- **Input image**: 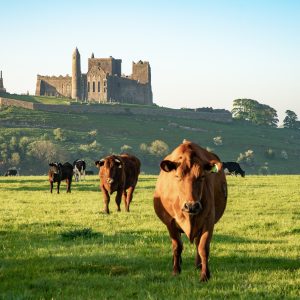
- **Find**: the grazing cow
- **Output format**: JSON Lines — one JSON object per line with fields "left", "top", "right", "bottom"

{"left": 48, "top": 162, "right": 73, "bottom": 194}
{"left": 154, "top": 140, "right": 227, "bottom": 282}
{"left": 223, "top": 162, "right": 245, "bottom": 177}
{"left": 4, "top": 167, "right": 19, "bottom": 176}
{"left": 73, "top": 159, "right": 86, "bottom": 182}
{"left": 95, "top": 154, "right": 141, "bottom": 214}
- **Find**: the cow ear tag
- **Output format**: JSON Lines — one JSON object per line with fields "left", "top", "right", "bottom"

{"left": 211, "top": 164, "right": 219, "bottom": 173}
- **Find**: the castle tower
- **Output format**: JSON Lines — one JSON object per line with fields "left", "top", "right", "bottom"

{"left": 72, "top": 48, "right": 82, "bottom": 100}
{"left": 0, "top": 70, "right": 6, "bottom": 93}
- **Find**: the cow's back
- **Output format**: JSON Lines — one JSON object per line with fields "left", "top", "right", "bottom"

{"left": 120, "top": 154, "right": 140, "bottom": 188}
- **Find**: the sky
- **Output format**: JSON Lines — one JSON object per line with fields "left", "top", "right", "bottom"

{"left": 1, "top": 0, "right": 300, "bottom": 124}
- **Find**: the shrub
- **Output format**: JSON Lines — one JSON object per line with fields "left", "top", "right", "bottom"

{"left": 53, "top": 128, "right": 65, "bottom": 141}
{"left": 280, "top": 150, "right": 288, "bottom": 160}
{"left": 27, "top": 140, "right": 64, "bottom": 162}
{"left": 120, "top": 144, "right": 132, "bottom": 153}
{"left": 259, "top": 163, "right": 269, "bottom": 175}
{"left": 213, "top": 136, "right": 223, "bottom": 146}
{"left": 265, "top": 148, "right": 275, "bottom": 159}
{"left": 237, "top": 149, "right": 254, "bottom": 166}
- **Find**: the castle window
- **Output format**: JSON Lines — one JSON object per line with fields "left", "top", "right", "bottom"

{"left": 104, "top": 81, "right": 106, "bottom": 87}
{"left": 104, "top": 88, "right": 106, "bottom": 93}
{"left": 88, "top": 82, "right": 90, "bottom": 93}
{"left": 93, "top": 82, "right": 95, "bottom": 92}
{"left": 98, "top": 81, "right": 100, "bottom": 92}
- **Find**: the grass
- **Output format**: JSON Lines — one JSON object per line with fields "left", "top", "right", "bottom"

{"left": 0, "top": 175, "right": 299, "bottom": 299}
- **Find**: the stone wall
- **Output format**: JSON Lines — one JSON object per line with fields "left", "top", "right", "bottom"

{"left": 36, "top": 75, "right": 72, "bottom": 98}
{"left": 107, "top": 76, "right": 152, "bottom": 105}
{"left": 0, "top": 97, "right": 34, "bottom": 109}
{"left": 0, "top": 97, "right": 232, "bottom": 123}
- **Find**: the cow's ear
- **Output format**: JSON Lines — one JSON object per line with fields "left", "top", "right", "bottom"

{"left": 49, "top": 163, "right": 53, "bottom": 167}
{"left": 205, "top": 160, "right": 222, "bottom": 173}
{"left": 160, "top": 160, "right": 177, "bottom": 172}
{"left": 95, "top": 159, "right": 105, "bottom": 168}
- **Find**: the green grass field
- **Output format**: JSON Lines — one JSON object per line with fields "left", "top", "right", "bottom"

{"left": 0, "top": 175, "right": 299, "bottom": 299}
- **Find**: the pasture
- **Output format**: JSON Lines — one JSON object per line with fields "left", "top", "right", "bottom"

{"left": 0, "top": 175, "right": 299, "bottom": 299}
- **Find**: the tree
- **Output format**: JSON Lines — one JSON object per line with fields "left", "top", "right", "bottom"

{"left": 232, "top": 99, "right": 278, "bottom": 127}
{"left": 27, "top": 140, "right": 63, "bottom": 162}
{"left": 283, "top": 110, "right": 298, "bottom": 129}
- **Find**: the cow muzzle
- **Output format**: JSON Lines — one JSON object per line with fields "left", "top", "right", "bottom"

{"left": 106, "top": 178, "right": 114, "bottom": 184}
{"left": 182, "top": 201, "right": 202, "bottom": 215}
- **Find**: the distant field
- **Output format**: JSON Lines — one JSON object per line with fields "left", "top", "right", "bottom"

{"left": 0, "top": 175, "right": 299, "bottom": 299}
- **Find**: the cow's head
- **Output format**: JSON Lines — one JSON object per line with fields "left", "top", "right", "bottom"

{"left": 95, "top": 156, "right": 123, "bottom": 188}
{"left": 160, "top": 140, "right": 222, "bottom": 215}
{"left": 48, "top": 162, "right": 62, "bottom": 182}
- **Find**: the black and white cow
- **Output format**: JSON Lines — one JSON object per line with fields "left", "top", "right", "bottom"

{"left": 48, "top": 162, "right": 73, "bottom": 193}
{"left": 4, "top": 167, "right": 19, "bottom": 176}
{"left": 223, "top": 162, "right": 245, "bottom": 177}
{"left": 73, "top": 159, "right": 86, "bottom": 182}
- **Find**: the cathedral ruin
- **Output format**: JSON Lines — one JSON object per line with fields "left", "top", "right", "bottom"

{"left": 35, "top": 48, "right": 153, "bottom": 105}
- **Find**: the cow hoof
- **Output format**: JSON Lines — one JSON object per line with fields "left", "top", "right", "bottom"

{"left": 200, "top": 271, "right": 210, "bottom": 282}
{"left": 172, "top": 270, "right": 180, "bottom": 276}
{"left": 102, "top": 210, "right": 109, "bottom": 214}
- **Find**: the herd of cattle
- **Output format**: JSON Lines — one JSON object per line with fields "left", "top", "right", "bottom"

{"left": 45, "top": 140, "right": 246, "bottom": 282}
{"left": 2, "top": 140, "right": 246, "bottom": 281}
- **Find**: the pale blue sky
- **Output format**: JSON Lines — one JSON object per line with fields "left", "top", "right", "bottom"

{"left": 1, "top": 0, "right": 300, "bottom": 123}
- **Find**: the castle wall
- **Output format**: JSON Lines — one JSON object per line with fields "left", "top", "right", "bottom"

{"left": 131, "top": 61, "right": 151, "bottom": 84}
{"left": 107, "top": 76, "right": 152, "bottom": 104}
{"left": 35, "top": 75, "right": 72, "bottom": 98}
{"left": 88, "top": 57, "right": 121, "bottom": 76}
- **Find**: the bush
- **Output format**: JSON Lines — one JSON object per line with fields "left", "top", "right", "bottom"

{"left": 280, "top": 150, "right": 288, "bottom": 160}
{"left": 265, "top": 148, "right": 275, "bottom": 159}
{"left": 237, "top": 149, "right": 254, "bottom": 166}
{"left": 213, "top": 136, "right": 223, "bottom": 146}
{"left": 259, "top": 163, "right": 269, "bottom": 175}
{"left": 53, "top": 128, "right": 65, "bottom": 141}
{"left": 120, "top": 144, "right": 133, "bottom": 153}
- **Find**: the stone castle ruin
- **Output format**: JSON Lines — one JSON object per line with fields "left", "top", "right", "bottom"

{"left": 35, "top": 48, "right": 153, "bottom": 105}
{"left": 0, "top": 71, "right": 6, "bottom": 93}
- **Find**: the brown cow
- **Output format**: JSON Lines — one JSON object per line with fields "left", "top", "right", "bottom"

{"left": 95, "top": 154, "right": 141, "bottom": 214}
{"left": 153, "top": 140, "right": 227, "bottom": 282}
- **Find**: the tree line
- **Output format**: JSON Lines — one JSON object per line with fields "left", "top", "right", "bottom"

{"left": 232, "top": 98, "right": 299, "bottom": 129}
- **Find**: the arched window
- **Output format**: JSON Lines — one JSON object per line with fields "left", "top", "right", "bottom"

{"left": 88, "top": 82, "right": 90, "bottom": 93}
{"left": 98, "top": 81, "right": 100, "bottom": 92}
{"left": 93, "top": 82, "right": 95, "bottom": 92}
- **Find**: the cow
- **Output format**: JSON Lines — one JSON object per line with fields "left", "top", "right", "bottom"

{"left": 153, "top": 140, "right": 227, "bottom": 282}
{"left": 73, "top": 159, "right": 86, "bottom": 182}
{"left": 48, "top": 162, "right": 73, "bottom": 194}
{"left": 223, "top": 162, "right": 245, "bottom": 177}
{"left": 4, "top": 167, "right": 19, "bottom": 176}
{"left": 95, "top": 154, "right": 141, "bottom": 214}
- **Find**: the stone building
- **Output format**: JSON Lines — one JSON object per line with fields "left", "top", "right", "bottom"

{"left": 0, "top": 71, "right": 6, "bottom": 93}
{"left": 36, "top": 48, "right": 153, "bottom": 105}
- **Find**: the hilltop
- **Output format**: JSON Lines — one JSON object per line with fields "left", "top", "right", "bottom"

{"left": 0, "top": 94, "right": 299, "bottom": 175}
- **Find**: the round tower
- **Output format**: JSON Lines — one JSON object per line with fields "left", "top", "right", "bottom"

{"left": 72, "top": 48, "right": 82, "bottom": 100}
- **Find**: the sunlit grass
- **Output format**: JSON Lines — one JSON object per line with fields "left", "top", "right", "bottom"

{"left": 0, "top": 175, "right": 299, "bottom": 299}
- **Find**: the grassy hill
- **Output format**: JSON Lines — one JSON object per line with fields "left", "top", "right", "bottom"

{"left": 0, "top": 95, "right": 300, "bottom": 175}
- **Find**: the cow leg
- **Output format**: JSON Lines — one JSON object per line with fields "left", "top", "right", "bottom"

{"left": 83, "top": 171, "right": 85, "bottom": 181}
{"left": 102, "top": 188, "right": 110, "bottom": 214}
{"left": 50, "top": 181, "right": 53, "bottom": 193}
{"left": 115, "top": 190, "right": 122, "bottom": 212}
{"left": 66, "top": 178, "right": 72, "bottom": 193}
{"left": 197, "top": 227, "right": 213, "bottom": 282}
{"left": 167, "top": 221, "right": 183, "bottom": 275}
{"left": 125, "top": 186, "right": 134, "bottom": 212}
{"left": 122, "top": 190, "right": 127, "bottom": 211}
{"left": 57, "top": 181, "right": 60, "bottom": 194}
